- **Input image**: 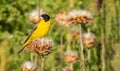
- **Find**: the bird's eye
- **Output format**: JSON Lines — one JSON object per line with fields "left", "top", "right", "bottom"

{"left": 41, "top": 14, "right": 50, "bottom": 22}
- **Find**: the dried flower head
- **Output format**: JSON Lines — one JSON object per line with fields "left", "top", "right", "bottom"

{"left": 68, "top": 9, "right": 93, "bottom": 24}
{"left": 71, "top": 27, "right": 80, "bottom": 40}
{"left": 22, "top": 61, "right": 37, "bottom": 71}
{"left": 27, "top": 38, "right": 53, "bottom": 56}
{"left": 64, "top": 50, "right": 78, "bottom": 64}
{"left": 62, "top": 67, "right": 71, "bottom": 71}
{"left": 55, "top": 12, "right": 72, "bottom": 27}
{"left": 29, "top": 9, "right": 45, "bottom": 24}
{"left": 83, "top": 33, "right": 96, "bottom": 49}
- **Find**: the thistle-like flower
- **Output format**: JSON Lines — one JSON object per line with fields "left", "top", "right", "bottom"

{"left": 26, "top": 38, "right": 53, "bottom": 56}
{"left": 83, "top": 33, "right": 96, "bottom": 49}
{"left": 62, "top": 67, "right": 71, "bottom": 71}
{"left": 21, "top": 61, "right": 37, "bottom": 71}
{"left": 63, "top": 49, "right": 78, "bottom": 64}
{"left": 68, "top": 9, "right": 93, "bottom": 24}
{"left": 29, "top": 9, "right": 45, "bottom": 24}
{"left": 55, "top": 12, "right": 72, "bottom": 27}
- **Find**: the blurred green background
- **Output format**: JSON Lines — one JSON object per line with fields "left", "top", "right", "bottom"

{"left": 0, "top": 0, "right": 120, "bottom": 71}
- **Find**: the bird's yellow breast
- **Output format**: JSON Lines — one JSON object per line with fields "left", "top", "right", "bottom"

{"left": 23, "top": 19, "right": 51, "bottom": 46}
{"left": 33, "top": 19, "right": 51, "bottom": 38}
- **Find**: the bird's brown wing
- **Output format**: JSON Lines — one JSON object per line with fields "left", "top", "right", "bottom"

{"left": 18, "top": 25, "right": 38, "bottom": 54}
{"left": 23, "top": 25, "right": 38, "bottom": 44}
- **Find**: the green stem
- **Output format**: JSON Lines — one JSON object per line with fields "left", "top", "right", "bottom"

{"left": 30, "top": 53, "right": 34, "bottom": 62}
{"left": 79, "top": 24, "right": 85, "bottom": 71}
{"left": 70, "top": 63, "right": 74, "bottom": 71}
{"left": 40, "top": 56, "right": 44, "bottom": 71}
{"left": 87, "top": 28, "right": 91, "bottom": 33}
{"left": 101, "top": 25, "right": 105, "bottom": 71}
{"left": 87, "top": 49, "right": 91, "bottom": 71}
{"left": 87, "top": 49, "right": 91, "bottom": 62}
{"left": 59, "top": 27, "right": 63, "bottom": 69}
{"left": 60, "top": 31, "right": 63, "bottom": 56}
{"left": 101, "top": 1, "right": 106, "bottom": 71}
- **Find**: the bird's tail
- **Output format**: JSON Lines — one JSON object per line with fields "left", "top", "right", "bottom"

{"left": 18, "top": 46, "right": 26, "bottom": 54}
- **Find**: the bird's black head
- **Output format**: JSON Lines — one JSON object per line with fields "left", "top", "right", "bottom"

{"left": 41, "top": 14, "right": 50, "bottom": 22}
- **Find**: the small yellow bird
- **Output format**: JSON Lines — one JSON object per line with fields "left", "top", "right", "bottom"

{"left": 18, "top": 14, "right": 51, "bottom": 54}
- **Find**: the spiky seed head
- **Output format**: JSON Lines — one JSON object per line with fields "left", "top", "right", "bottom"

{"left": 26, "top": 38, "right": 53, "bottom": 56}
{"left": 22, "top": 61, "right": 37, "bottom": 71}
{"left": 68, "top": 9, "right": 93, "bottom": 24}
{"left": 29, "top": 9, "right": 45, "bottom": 24}
{"left": 55, "top": 12, "right": 72, "bottom": 27}
{"left": 83, "top": 33, "right": 96, "bottom": 49}
{"left": 63, "top": 49, "right": 78, "bottom": 64}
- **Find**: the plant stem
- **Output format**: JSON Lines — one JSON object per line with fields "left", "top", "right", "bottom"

{"left": 70, "top": 63, "right": 73, "bottom": 71}
{"left": 69, "top": 0, "right": 75, "bottom": 9}
{"left": 87, "top": 49, "right": 91, "bottom": 62}
{"left": 87, "top": 24, "right": 92, "bottom": 71}
{"left": 87, "top": 49, "right": 91, "bottom": 71}
{"left": 40, "top": 56, "right": 44, "bottom": 71}
{"left": 101, "top": 1, "right": 106, "bottom": 71}
{"left": 101, "top": 31, "right": 105, "bottom": 71}
{"left": 59, "top": 27, "right": 63, "bottom": 69}
{"left": 87, "top": 28, "right": 90, "bottom": 33}
{"left": 87, "top": 28, "right": 91, "bottom": 62}
{"left": 37, "top": 0, "right": 40, "bottom": 18}
{"left": 79, "top": 24, "right": 85, "bottom": 71}
{"left": 30, "top": 53, "right": 34, "bottom": 62}
{"left": 60, "top": 31, "right": 63, "bottom": 58}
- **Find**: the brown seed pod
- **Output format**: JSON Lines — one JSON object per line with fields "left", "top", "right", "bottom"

{"left": 68, "top": 10, "right": 93, "bottom": 24}
{"left": 83, "top": 33, "right": 96, "bottom": 49}
{"left": 29, "top": 9, "right": 45, "bottom": 24}
{"left": 21, "top": 61, "right": 37, "bottom": 71}
{"left": 26, "top": 38, "right": 53, "bottom": 56}
{"left": 63, "top": 50, "right": 78, "bottom": 64}
{"left": 55, "top": 12, "right": 72, "bottom": 27}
